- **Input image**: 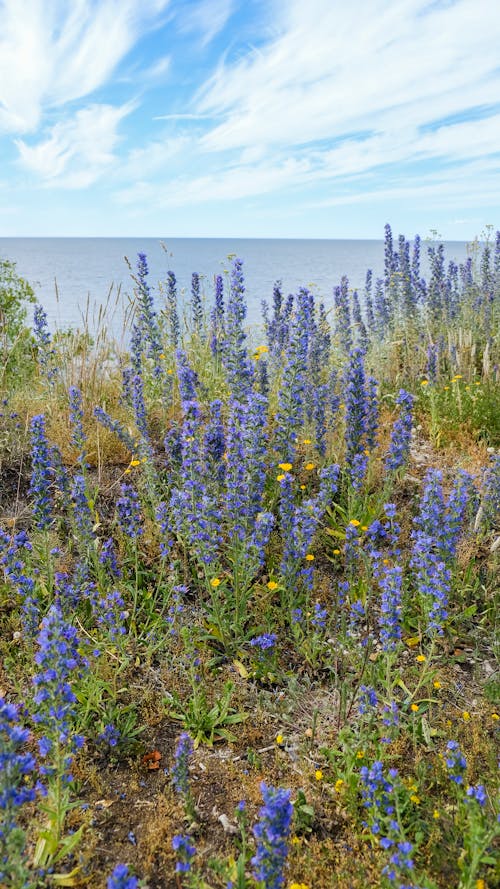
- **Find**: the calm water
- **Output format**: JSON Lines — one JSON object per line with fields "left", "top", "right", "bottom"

{"left": 0, "top": 237, "right": 471, "bottom": 338}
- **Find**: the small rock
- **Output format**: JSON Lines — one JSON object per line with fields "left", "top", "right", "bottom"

{"left": 218, "top": 813, "right": 238, "bottom": 834}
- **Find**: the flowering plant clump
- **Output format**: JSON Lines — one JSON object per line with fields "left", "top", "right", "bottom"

{"left": 0, "top": 228, "right": 499, "bottom": 887}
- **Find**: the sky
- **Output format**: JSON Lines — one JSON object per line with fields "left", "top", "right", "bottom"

{"left": 1, "top": 0, "right": 499, "bottom": 239}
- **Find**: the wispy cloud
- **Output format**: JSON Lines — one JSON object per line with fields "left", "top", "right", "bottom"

{"left": 0, "top": 0, "right": 171, "bottom": 134}
{"left": 175, "top": 0, "right": 234, "bottom": 46}
{"left": 1, "top": 0, "right": 499, "bottom": 234}
{"left": 16, "top": 103, "right": 134, "bottom": 187}
{"left": 197, "top": 0, "right": 500, "bottom": 153}
{"left": 153, "top": 113, "right": 215, "bottom": 120}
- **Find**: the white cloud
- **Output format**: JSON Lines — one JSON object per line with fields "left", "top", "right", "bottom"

{"left": 196, "top": 0, "right": 500, "bottom": 154}
{"left": 141, "top": 55, "right": 172, "bottom": 81}
{"left": 2, "top": 0, "right": 500, "bottom": 230}
{"left": 176, "top": 0, "right": 234, "bottom": 46}
{"left": 115, "top": 155, "right": 312, "bottom": 207}
{"left": 117, "top": 133, "right": 190, "bottom": 180}
{"left": 112, "top": 112, "right": 500, "bottom": 210}
{"left": 0, "top": 0, "right": 171, "bottom": 134}
{"left": 16, "top": 103, "right": 133, "bottom": 187}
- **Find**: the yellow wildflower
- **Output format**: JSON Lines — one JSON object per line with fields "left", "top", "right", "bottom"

{"left": 289, "top": 882, "right": 309, "bottom": 889}
{"left": 462, "top": 711, "right": 471, "bottom": 721}
{"left": 410, "top": 794, "right": 420, "bottom": 804}
{"left": 444, "top": 386, "right": 449, "bottom": 390}
{"left": 276, "top": 734, "right": 284, "bottom": 746}
{"left": 315, "top": 770, "right": 323, "bottom": 781}
{"left": 210, "top": 578, "right": 221, "bottom": 588}
{"left": 167, "top": 368, "right": 173, "bottom": 374}
{"left": 305, "top": 554, "right": 315, "bottom": 561}
{"left": 421, "top": 379, "right": 429, "bottom": 386}
{"left": 361, "top": 525, "right": 368, "bottom": 531}
{"left": 416, "top": 654, "right": 426, "bottom": 663}
{"left": 411, "top": 704, "right": 419, "bottom": 713}
{"left": 124, "top": 468, "right": 131, "bottom": 474}
{"left": 277, "top": 474, "right": 286, "bottom": 482}
{"left": 305, "top": 462, "right": 315, "bottom": 471}
{"left": 333, "top": 549, "right": 341, "bottom": 555}
{"left": 300, "top": 484, "right": 306, "bottom": 490}
{"left": 335, "top": 779, "right": 344, "bottom": 793}
{"left": 278, "top": 462, "right": 293, "bottom": 472}
{"left": 356, "top": 750, "right": 365, "bottom": 759}
{"left": 433, "top": 809, "right": 440, "bottom": 819}
{"left": 159, "top": 353, "right": 165, "bottom": 359}
{"left": 491, "top": 713, "right": 499, "bottom": 721}
{"left": 349, "top": 519, "right": 361, "bottom": 527}
{"left": 267, "top": 581, "right": 278, "bottom": 591}
{"left": 433, "top": 681, "right": 441, "bottom": 689}
{"left": 130, "top": 459, "right": 141, "bottom": 467}
{"left": 476, "top": 881, "right": 485, "bottom": 889}
{"left": 303, "top": 438, "right": 312, "bottom": 445}
{"left": 257, "top": 345, "right": 268, "bottom": 353}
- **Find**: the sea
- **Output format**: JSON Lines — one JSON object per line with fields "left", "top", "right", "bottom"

{"left": 0, "top": 237, "right": 472, "bottom": 341}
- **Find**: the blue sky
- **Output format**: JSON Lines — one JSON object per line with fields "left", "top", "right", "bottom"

{"left": 1, "top": 0, "right": 499, "bottom": 238}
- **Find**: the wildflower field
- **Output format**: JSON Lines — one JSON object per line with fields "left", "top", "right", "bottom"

{"left": 0, "top": 226, "right": 499, "bottom": 889}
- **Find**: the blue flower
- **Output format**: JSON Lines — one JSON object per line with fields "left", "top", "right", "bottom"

{"left": 275, "top": 290, "right": 311, "bottom": 462}
{"left": 333, "top": 276, "right": 352, "bottom": 354}
{"left": 250, "top": 633, "right": 277, "bottom": 651}
{"left": 117, "top": 484, "right": 143, "bottom": 540}
{"left": 100, "top": 537, "right": 121, "bottom": 578}
{"left": 358, "top": 686, "right": 378, "bottom": 715}
{"left": 93, "top": 406, "right": 137, "bottom": 453}
{"left": 33, "top": 303, "right": 58, "bottom": 383}
{"left": 29, "top": 414, "right": 53, "bottom": 530}
{"left": 344, "top": 347, "right": 367, "bottom": 466}
{"left": 71, "top": 474, "right": 95, "bottom": 547}
{"left": 191, "top": 272, "right": 203, "bottom": 334}
{"left": 379, "top": 565, "right": 403, "bottom": 650}
{"left": 107, "top": 863, "right": 138, "bottom": 889}
{"left": 167, "top": 270, "right": 181, "bottom": 347}
{"left": 445, "top": 740, "right": 467, "bottom": 784}
{"left": 251, "top": 783, "right": 293, "bottom": 889}
{"left": 32, "top": 604, "right": 88, "bottom": 777}
{"left": 172, "top": 732, "right": 194, "bottom": 796}
{"left": 209, "top": 274, "right": 225, "bottom": 356}
{"left": 135, "top": 252, "right": 163, "bottom": 377}
{"left": 68, "top": 385, "right": 87, "bottom": 464}
{"left": 466, "top": 784, "right": 487, "bottom": 807}
{"left": 385, "top": 389, "right": 414, "bottom": 472}
{"left": 222, "top": 258, "right": 254, "bottom": 400}
{"left": 172, "top": 834, "right": 196, "bottom": 873}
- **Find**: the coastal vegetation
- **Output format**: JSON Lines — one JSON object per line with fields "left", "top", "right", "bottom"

{"left": 0, "top": 225, "right": 499, "bottom": 889}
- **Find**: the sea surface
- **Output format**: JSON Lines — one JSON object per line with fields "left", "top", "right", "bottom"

{"left": 0, "top": 237, "right": 472, "bottom": 340}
